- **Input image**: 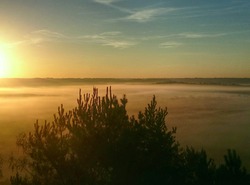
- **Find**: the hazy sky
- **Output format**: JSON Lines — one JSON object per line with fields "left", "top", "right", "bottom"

{"left": 0, "top": 0, "right": 250, "bottom": 78}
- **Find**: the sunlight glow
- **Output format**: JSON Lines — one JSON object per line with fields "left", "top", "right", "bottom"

{"left": 0, "top": 45, "right": 10, "bottom": 78}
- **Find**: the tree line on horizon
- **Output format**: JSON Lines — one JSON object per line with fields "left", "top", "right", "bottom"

{"left": 0, "top": 87, "right": 249, "bottom": 185}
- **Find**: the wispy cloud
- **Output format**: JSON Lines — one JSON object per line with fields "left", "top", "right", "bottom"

{"left": 8, "top": 29, "right": 69, "bottom": 46}
{"left": 5, "top": 29, "right": 136, "bottom": 49}
{"left": 31, "top": 30, "right": 66, "bottom": 39}
{"left": 93, "top": 0, "right": 120, "bottom": 5}
{"left": 93, "top": 1, "right": 250, "bottom": 24}
{"left": 93, "top": 0, "right": 178, "bottom": 23}
{"left": 123, "top": 8, "right": 177, "bottom": 23}
{"left": 7, "top": 30, "right": 63, "bottom": 47}
{"left": 5, "top": 29, "right": 238, "bottom": 50}
{"left": 170, "top": 1, "right": 250, "bottom": 21}
{"left": 178, "top": 33, "right": 227, "bottom": 39}
{"left": 141, "top": 32, "right": 227, "bottom": 41}
{"left": 3, "top": 40, "right": 27, "bottom": 48}
{"left": 93, "top": 0, "right": 132, "bottom": 14}
{"left": 159, "top": 41, "right": 183, "bottom": 49}
{"left": 81, "top": 32, "right": 136, "bottom": 49}
{"left": 103, "top": 41, "right": 135, "bottom": 49}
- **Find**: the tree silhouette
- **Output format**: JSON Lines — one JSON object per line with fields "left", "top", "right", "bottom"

{"left": 216, "top": 149, "right": 249, "bottom": 185}
{"left": 182, "top": 147, "right": 216, "bottom": 185}
{"left": 9, "top": 87, "right": 180, "bottom": 185}
{"left": 9, "top": 87, "right": 250, "bottom": 185}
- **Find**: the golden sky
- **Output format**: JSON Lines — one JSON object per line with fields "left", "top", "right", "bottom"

{"left": 0, "top": 0, "right": 250, "bottom": 78}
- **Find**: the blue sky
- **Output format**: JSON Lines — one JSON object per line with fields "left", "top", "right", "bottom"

{"left": 0, "top": 0, "right": 250, "bottom": 77}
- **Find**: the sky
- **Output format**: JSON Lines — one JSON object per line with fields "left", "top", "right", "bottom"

{"left": 0, "top": 0, "right": 250, "bottom": 78}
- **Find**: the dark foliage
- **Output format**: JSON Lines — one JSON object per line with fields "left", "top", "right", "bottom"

{"left": 216, "top": 149, "right": 249, "bottom": 185}
{"left": 9, "top": 87, "right": 250, "bottom": 185}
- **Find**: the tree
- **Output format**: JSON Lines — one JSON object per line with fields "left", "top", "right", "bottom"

{"left": 216, "top": 149, "right": 250, "bottom": 185}
{"left": 9, "top": 87, "right": 250, "bottom": 185}
{"left": 10, "top": 87, "right": 181, "bottom": 185}
{"left": 182, "top": 147, "right": 216, "bottom": 185}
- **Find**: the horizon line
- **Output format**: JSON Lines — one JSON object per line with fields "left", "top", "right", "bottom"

{"left": 1, "top": 77, "right": 250, "bottom": 79}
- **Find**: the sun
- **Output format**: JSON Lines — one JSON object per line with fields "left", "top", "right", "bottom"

{"left": 0, "top": 46, "right": 10, "bottom": 78}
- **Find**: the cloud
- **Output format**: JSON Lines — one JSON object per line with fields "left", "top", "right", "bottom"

{"left": 93, "top": 0, "right": 178, "bottom": 23}
{"left": 103, "top": 41, "right": 136, "bottom": 49}
{"left": 100, "top": 31, "right": 122, "bottom": 36}
{"left": 171, "top": 1, "right": 250, "bottom": 21}
{"left": 3, "top": 38, "right": 45, "bottom": 48}
{"left": 93, "top": 0, "right": 132, "bottom": 14}
{"left": 121, "top": 8, "right": 177, "bottom": 23}
{"left": 159, "top": 41, "right": 183, "bottom": 49}
{"left": 5, "top": 28, "right": 231, "bottom": 50}
{"left": 178, "top": 33, "right": 227, "bottom": 39}
{"left": 81, "top": 32, "right": 136, "bottom": 49}
{"left": 157, "top": 32, "right": 229, "bottom": 49}
{"left": 20, "top": 29, "right": 69, "bottom": 45}
{"left": 93, "top": 0, "right": 120, "bottom": 4}
{"left": 4, "top": 40, "right": 27, "bottom": 48}
{"left": 179, "top": 33, "right": 206, "bottom": 39}
{"left": 31, "top": 30, "right": 66, "bottom": 39}
{"left": 5, "top": 29, "right": 136, "bottom": 49}
{"left": 3, "top": 29, "right": 68, "bottom": 47}
{"left": 140, "top": 32, "right": 227, "bottom": 41}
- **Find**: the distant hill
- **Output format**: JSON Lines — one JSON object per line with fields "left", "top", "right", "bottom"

{"left": 0, "top": 78, "right": 250, "bottom": 87}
